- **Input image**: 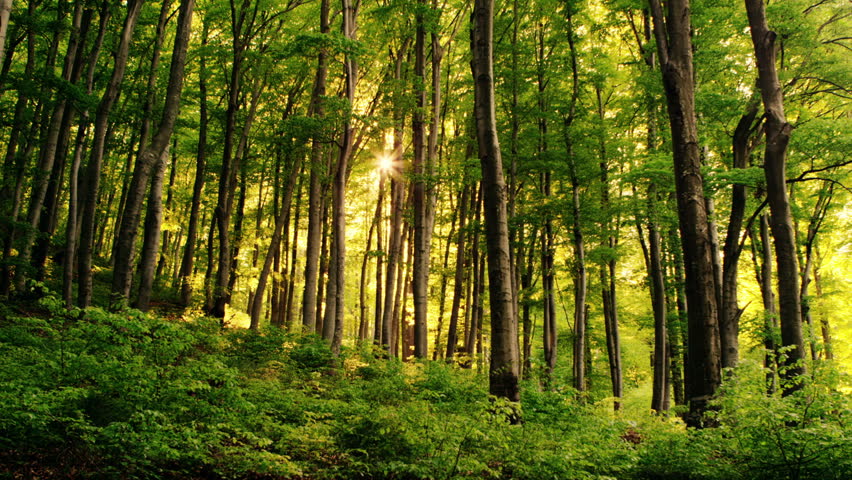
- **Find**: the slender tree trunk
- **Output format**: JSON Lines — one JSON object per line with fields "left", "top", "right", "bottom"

{"left": 156, "top": 144, "right": 179, "bottom": 281}
{"left": 446, "top": 183, "right": 469, "bottom": 361}
{"left": 521, "top": 229, "right": 536, "bottom": 379}
{"left": 302, "top": 0, "right": 330, "bottom": 332}
{"left": 61, "top": 1, "right": 108, "bottom": 307}
{"left": 315, "top": 195, "right": 330, "bottom": 332}
{"left": 721, "top": 103, "right": 759, "bottom": 369}
{"left": 800, "top": 185, "right": 832, "bottom": 361}
{"left": 752, "top": 213, "right": 779, "bottom": 392}
{"left": 112, "top": 0, "right": 172, "bottom": 294}
{"left": 464, "top": 189, "right": 482, "bottom": 366}
{"left": 134, "top": 149, "right": 169, "bottom": 311}
{"left": 63, "top": 124, "right": 91, "bottom": 308}
{"left": 285, "top": 171, "right": 303, "bottom": 329}
{"left": 649, "top": 219, "right": 668, "bottom": 412}
{"left": 78, "top": 0, "right": 145, "bottom": 307}
{"left": 595, "top": 85, "right": 623, "bottom": 410}
{"left": 249, "top": 154, "right": 302, "bottom": 328}
{"left": 14, "top": 1, "right": 84, "bottom": 289}
{"left": 471, "top": 0, "right": 520, "bottom": 403}
{"left": 390, "top": 223, "right": 410, "bottom": 357}
{"left": 432, "top": 198, "right": 456, "bottom": 359}
{"left": 326, "top": 0, "right": 357, "bottom": 354}
{"left": 0, "top": 0, "right": 12, "bottom": 66}
{"left": 411, "top": 0, "right": 429, "bottom": 359}
{"left": 382, "top": 153, "right": 405, "bottom": 352}
{"left": 372, "top": 173, "right": 385, "bottom": 344}
{"left": 562, "top": 10, "right": 586, "bottom": 394}
{"left": 115, "top": 0, "right": 194, "bottom": 306}
{"left": 178, "top": 21, "right": 209, "bottom": 307}
{"left": 424, "top": 0, "right": 443, "bottom": 356}
{"left": 0, "top": 5, "right": 36, "bottom": 296}
{"left": 668, "top": 233, "right": 687, "bottom": 406}
{"left": 536, "top": 22, "right": 557, "bottom": 384}
{"left": 359, "top": 211, "right": 376, "bottom": 340}
{"left": 33, "top": 10, "right": 97, "bottom": 279}
{"left": 814, "top": 261, "right": 832, "bottom": 360}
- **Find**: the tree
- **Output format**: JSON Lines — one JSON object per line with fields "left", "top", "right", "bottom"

{"left": 0, "top": 0, "right": 11, "bottom": 66}
{"left": 647, "top": 0, "right": 721, "bottom": 425}
{"left": 301, "top": 0, "right": 330, "bottom": 333}
{"left": 178, "top": 21, "right": 210, "bottom": 307}
{"left": 77, "top": 0, "right": 145, "bottom": 307}
{"left": 744, "top": 0, "right": 806, "bottom": 393}
{"left": 471, "top": 0, "right": 520, "bottom": 403}
{"left": 113, "top": 0, "right": 195, "bottom": 309}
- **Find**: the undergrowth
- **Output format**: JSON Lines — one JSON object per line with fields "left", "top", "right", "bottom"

{"left": 0, "top": 288, "right": 848, "bottom": 479}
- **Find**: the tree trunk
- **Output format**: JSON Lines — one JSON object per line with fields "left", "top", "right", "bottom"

{"left": 411, "top": 0, "right": 429, "bottom": 359}
{"left": 0, "top": 0, "right": 12, "bottom": 66}
{"left": 14, "top": 1, "right": 84, "bottom": 290}
{"left": 114, "top": 0, "right": 194, "bottom": 306}
{"left": 77, "top": 0, "right": 145, "bottom": 307}
{"left": 432, "top": 199, "right": 456, "bottom": 359}
{"left": 178, "top": 21, "right": 209, "bottom": 307}
{"left": 301, "top": 0, "right": 330, "bottom": 332}
{"left": 800, "top": 185, "right": 832, "bottom": 361}
{"left": 649, "top": 219, "right": 668, "bottom": 412}
{"left": 359, "top": 206, "right": 377, "bottom": 340}
{"left": 445, "top": 183, "right": 469, "bottom": 361}
{"left": 156, "top": 144, "right": 179, "bottom": 281}
{"left": 648, "top": 0, "right": 721, "bottom": 425}
{"left": 562, "top": 10, "right": 586, "bottom": 394}
{"left": 721, "top": 103, "right": 759, "bottom": 369}
{"left": 249, "top": 155, "right": 302, "bottom": 328}
{"left": 134, "top": 149, "right": 169, "bottom": 311}
{"left": 537, "top": 22, "right": 556, "bottom": 384}
{"left": 471, "top": 0, "right": 520, "bottom": 403}
{"left": 60, "top": 1, "right": 108, "bottom": 307}
{"left": 814, "top": 261, "right": 832, "bottom": 360}
{"left": 745, "top": 0, "right": 805, "bottom": 393}
{"left": 595, "top": 85, "right": 623, "bottom": 410}
{"left": 752, "top": 213, "right": 779, "bottom": 392}
{"left": 372, "top": 173, "right": 385, "bottom": 344}
{"left": 0, "top": 6, "right": 36, "bottom": 296}
{"left": 285, "top": 172, "right": 304, "bottom": 329}
{"left": 327, "top": 0, "right": 357, "bottom": 354}
{"left": 382, "top": 149, "right": 405, "bottom": 352}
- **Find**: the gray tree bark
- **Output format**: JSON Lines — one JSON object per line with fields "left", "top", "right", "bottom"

{"left": 178, "top": 21, "right": 209, "bottom": 307}
{"left": 301, "top": 0, "right": 330, "bottom": 332}
{"left": 113, "top": 0, "right": 194, "bottom": 306}
{"left": 471, "top": 0, "right": 520, "bottom": 403}
{"left": 77, "top": 0, "right": 145, "bottom": 307}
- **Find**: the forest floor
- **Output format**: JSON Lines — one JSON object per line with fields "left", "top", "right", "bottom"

{"left": 0, "top": 285, "right": 850, "bottom": 480}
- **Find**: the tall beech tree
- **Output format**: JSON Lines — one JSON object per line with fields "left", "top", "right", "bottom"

{"left": 112, "top": 0, "right": 195, "bottom": 308}
{"left": 77, "top": 0, "right": 145, "bottom": 307}
{"left": 471, "top": 0, "right": 520, "bottom": 403}
{"left": 301, "top": 0, "right": 330, "bottom": 333}
{"left": 647, "top": 0, "right": 721, "bottom": 425}
{"left": 744, "top": 0, "right": 806, "bottom": 393}
{"left": 178, "top": 21, "right": 210, "bottom": 307}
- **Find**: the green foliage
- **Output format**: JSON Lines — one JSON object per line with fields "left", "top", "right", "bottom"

{"left": 1, "top": 290, "right": 849, "bottom": 479}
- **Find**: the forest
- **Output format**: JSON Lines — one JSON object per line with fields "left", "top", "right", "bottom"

{"left": 0, "top": 0, "right": 850, "bottom": 477}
